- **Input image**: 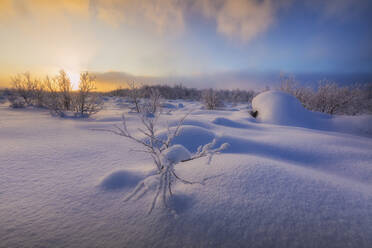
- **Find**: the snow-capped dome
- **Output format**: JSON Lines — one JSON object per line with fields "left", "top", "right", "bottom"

{"left": 252, "top": 90, "right": 325, "bottom": 127}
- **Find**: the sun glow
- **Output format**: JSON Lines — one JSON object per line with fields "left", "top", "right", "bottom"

{"left": 66, "top": 70, "right": 80, "bottom": 90}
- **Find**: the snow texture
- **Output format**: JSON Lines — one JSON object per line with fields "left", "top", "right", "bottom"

{"left": 1, "top": 97, "right": 372, "bottom": 248}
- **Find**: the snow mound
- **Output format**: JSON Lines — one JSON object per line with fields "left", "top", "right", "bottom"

{"left": 169, "top": 119, "right": 213, "bottom": 129}
{"left": 157, "top": 126, "right": 215, "bottom": 153}
{"left": 252, "top": 90, "right": 327, "bottom": 127}
{"left": 100, "top": 170, "right": 143, "bottom": 190}
{"left": 161, "top": 103, "right": 177, "bottom": 109}
{"left": 161, "top": 145, "right": 191, "bottom": 164}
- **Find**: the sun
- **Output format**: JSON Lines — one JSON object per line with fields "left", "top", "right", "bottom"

{"left": 66, "top": 70, "right": 80, "bottom": 90}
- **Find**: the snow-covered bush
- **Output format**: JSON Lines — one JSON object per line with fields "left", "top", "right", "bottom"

{"left": 279, "top": 75, "right": 313, "bottom": 108}
{"left": 10, "top": 72, "right": 46, "bottom": 108}
{"left": 279, "top": 75, "right": 371, "bottom": 115}
{"left": 101, "top": 112, "right": 228, "bottom": 214}
{"left": 141, "top": 87, "right": 162, "bottom": 115}
{"left": 309, "top": 81, "right": 367, "bottom": 115}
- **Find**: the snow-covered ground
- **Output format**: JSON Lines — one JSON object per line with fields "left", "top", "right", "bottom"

{"left": 1, "top": 91, "right": 372, "bottom": 248}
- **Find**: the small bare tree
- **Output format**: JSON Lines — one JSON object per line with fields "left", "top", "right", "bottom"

{"left": 101, "top": 112, "right": 228, "bottom": 214}
{"left": 279, "top": 74, "right": 313, "bottom": 109}
{"left": 56, "top": 70, "right": 73, "bottom": 111}
{"left": 141, "top": 87, "right": 162, "bottom": 114}
{"left": 44, "top": 76, "right": 64, "bottom": 116}
{"left": 11, "top": 72, "right": 36, "bottom": 106}
{"left": 127, "top": 81, "right": 142, "bottom": 113}
{"left": 202, "top": 88, "right": 223, "bottom": 110}
{"left": 74, "top": 72, "right": 102, "bottom": 117}
{"left": 10, "top": 72, "right": 46, "bottom": 108}
{"left": 32, "top": 78, "right": 45, "bottom": 107}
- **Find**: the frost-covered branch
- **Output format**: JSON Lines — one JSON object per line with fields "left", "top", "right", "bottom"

{"left": 97, "top": 109, "right": 228, "bottom": 215}
{"left": 181, "top": 139, "right": 229, "bottom": 164}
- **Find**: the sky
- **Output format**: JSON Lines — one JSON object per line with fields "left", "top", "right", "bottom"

{"left": 0, "top": 0, "right": 371, "bottom": 90}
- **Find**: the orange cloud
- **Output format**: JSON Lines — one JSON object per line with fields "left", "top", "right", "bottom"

{"left": 0, "top": 0, "right": 89, "bottom": 20}
{"left": 94, "top": 0, "right": 185, "bottom": 33}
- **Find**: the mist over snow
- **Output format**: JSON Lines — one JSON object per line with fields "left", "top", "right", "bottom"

{"left": 93, "top": 70, "right": 372, "bottom": 91}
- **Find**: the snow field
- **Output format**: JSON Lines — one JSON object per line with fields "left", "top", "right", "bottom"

{"left": 1, "top": 91, "right": 372, "bottom": 247}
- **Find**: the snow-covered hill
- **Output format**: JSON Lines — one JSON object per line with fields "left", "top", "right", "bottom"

{"left": 1, "top": 92, "right": 372, "bottom": 247}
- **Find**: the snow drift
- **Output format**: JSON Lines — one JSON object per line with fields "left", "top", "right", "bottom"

{"left": 252, "top": 90, "right": 372, "bottom": 137}
{"left": 252, "top": 90, "right": 328, "bottom": 127}
{"left": 157, "top": 125, "right": 215, "bottom": 153}
{"left": 1, "top": 99, "right": 372, "bottom": 248}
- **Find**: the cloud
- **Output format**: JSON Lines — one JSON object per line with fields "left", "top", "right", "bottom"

{"left": 0, "top": 0, "right": 369, "bottom": 42}
{"left": 0, "top": 0, "right": 90, "bottom": 19}
{"left": 93, "top": 0, "right": 288, "bottom": 41}
{"left": 195, "top": 0, "right": 278, "bottom": 42}
{"left": 92, "top": 0, "right": 186, "bottom": 33}
{"left": 0, "top": 0, "right": 287, "bottom": 42}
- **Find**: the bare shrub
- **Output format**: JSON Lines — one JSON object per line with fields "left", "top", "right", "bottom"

{"left": 9, "top": 70, "right": 103, "bottom": 116}
{"left": 11, "top": 73, "right": 34, "bottom": 106}
{"left": 99, "top": 112, "right": 228, "bottom": 214}
{"left": 56, "top": 70, "right": 73, "bottom": 111}
{"left": 106, "top": 84, "right": 254, "bottom": 104}
{"left": 10, "top": 72, "right": 47, "bottom": 108}
{"left": 10, "top": 72, "right": 45, "bottom": 107}
{"left": 202, "top": 88, "right": 223, "bottom": 110}
{"left": 43, "top": 76, "right": 65, "bottom": 116}
{"left": 310, "top": 80, "right": 366, "bottom": 115}
{"left": 32, "top": 79, "right": 45, "bottom": 107}
{"left": 279, "top": 75, "right": 313, "bottom": 109}
{"left": 279, "top": 74, "right": 370, "bottom": 115}
{"left": 73, "top": 72, "right": 102, "bottom": 117}
{"left": 141, "top": 87, "right": 162, "bottom": 114}
{"left": 127, "top": 82, "right": 142, "bottom": 113}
